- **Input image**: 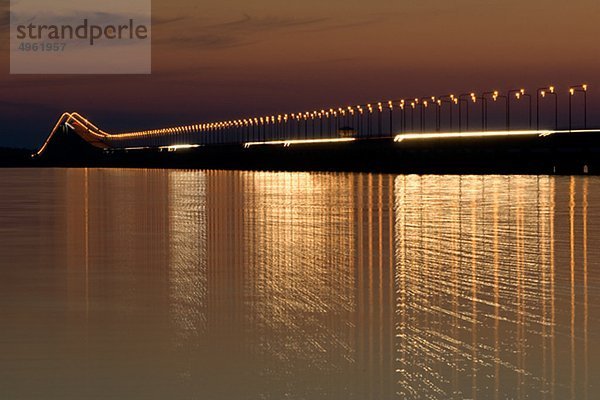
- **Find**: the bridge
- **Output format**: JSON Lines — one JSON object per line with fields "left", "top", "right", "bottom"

{"left": 33, "top": 84, "right": 599, "bottom": 174}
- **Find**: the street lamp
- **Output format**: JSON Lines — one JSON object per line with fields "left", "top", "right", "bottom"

{"left": 410, "top": 101, "right": 416, "bottom": 132}
{"left": 507, "top": 88, "right": 523, "bottom": 130}
{"left": 387, "top": 101, "right": 394, "bottom": 137}
{"left": 418, "top": 97, "right": 433, "bottom": 133}
{"left": 357, "top": 106, "right": 364, "bottom": 137}
{"left": 492, "top": 91, "right": 509, "bottom": 130}
{"left": 513, "top": 89, "right": 532, "bottom": 129}
{"left": 435, "top": 99, "right": 442, "bottom": 132}
{"left": 439, "top": 94, "right": 456, "bottom": 131}
{"left": 458, "top": 93, "right": 476, "bottom": 132}
{"left": 348, "top": 107, "right": 356, "bottom": 137}
{"left": 329, "top": 108, "right": 336, "bottom": 136}
{"left": 536, "top": 86, "right": 557, "bottom": 130}
{"left": 481, "top": 91, "right": 498, "bottom": 130}
{"left": 419, "top": 99, "right": 431, "bottom": 133}
{"left": 412, "top": 98, "right": 424, "bottom": 132}
{"left": 366, "top": 104, "right": 374, "bottom": 137}
{"left": 377, "top": 102, "right": 384, "bottom": 136}
{"left": 569, "top": 84, "right": 588, "bottom": 131}
{"left": 399, "top": 100, "right": 407, "bottom": 133}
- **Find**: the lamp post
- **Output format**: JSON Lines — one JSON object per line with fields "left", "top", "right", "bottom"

{"left": 507, "top": 89, "right": 523, "bottom": 131}
{"left": 348, "top": 107, "right": 356, "bottom": 137}
{"left": 302, "top": 113, "right": 307, "bottom": 138}
{"left": 400, "top": 100, "right": 407, "bottom": 133}
{"left": 536, "top": 86, "right": 557, "bottom": 130}
{"left": 409, "top": 101, "right": 416, "bottom": 132}
{"left": 328, "top": 108, "right": 335, "bottom": 137}
{"left": 377, "top": 103, "right": 383, "bottom": 136}
{"left": 458, "top": 93, "right": 476, "bottom": 132}
{"left": 367, "top": 104, "right": 373, "bottom": 137}
{"left": 481, "top": 91, "right": 498, "bottom": 130}
{"left": 412, "top": 98, "right": 423, "bottom": 133}
{"left": 435, "top": 99, "right": 442, "bottom": 132}
{"left": 357, "top": 106, "right": 364, "bottom": 138}
{"left": 513, "top": 90, "right": 532, "bottom": 129}
{"left": 439, "top": 94, "right": 456, "bottom": 131}
{"left": 420, "top": 99, "right": 431, "bottom": 133}
{"left": 474, "top": 95, "right": 485, "bottom": 131}
{"left": 418, "top": 97, "right": 433, "bottom": 133}
{"left": 387, "top": 101, "right": 394, "bottom": 137}
{"left": 427, "top": 96, "right": 439, "bottom": 132}
{"left": 492, "top": 91, "right": 509, "bottom": 130}
{"left": 569, "top": 84, "right": 588, "bottom": 131}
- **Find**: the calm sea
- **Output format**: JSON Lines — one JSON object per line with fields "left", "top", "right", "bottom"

{"left": 0, "top": 169, "right": 597, "bottom": 399}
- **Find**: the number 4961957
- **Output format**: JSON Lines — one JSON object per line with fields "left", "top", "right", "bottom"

{"left": 18, "top": 42, "right": 66, "bottom": 52}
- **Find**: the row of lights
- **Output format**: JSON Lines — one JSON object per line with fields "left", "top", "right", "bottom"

{"left": 107, "top": 84, "right": 589, "bottom": 140}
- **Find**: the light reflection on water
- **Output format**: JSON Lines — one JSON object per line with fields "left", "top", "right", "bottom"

{"left": 0, "top": 169, "right": 597, "bottom": 399}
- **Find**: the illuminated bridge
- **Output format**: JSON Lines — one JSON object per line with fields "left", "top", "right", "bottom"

{"left": 34, "top": 84, "right": 600, "bottom": 174}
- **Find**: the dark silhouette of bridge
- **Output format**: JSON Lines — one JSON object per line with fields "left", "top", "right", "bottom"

{"left": 32, "top": 85, "right": 599, "bottom": 174}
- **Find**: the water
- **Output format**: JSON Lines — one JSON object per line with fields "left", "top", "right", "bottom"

{"left": 0, "top": 169, "right": 598, "bottom": 399}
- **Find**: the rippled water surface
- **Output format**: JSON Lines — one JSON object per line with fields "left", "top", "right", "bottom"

{"left": 0, "top": 169, "right": 598, "bottom": 399}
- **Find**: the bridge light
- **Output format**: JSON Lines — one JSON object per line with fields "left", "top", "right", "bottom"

{"left": 549, "top": 86, "right": 555, "bottom": 93}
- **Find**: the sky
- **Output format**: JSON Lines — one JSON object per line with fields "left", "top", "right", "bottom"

{"left": 1, "top": 0, "right": 600, "bottom": 148}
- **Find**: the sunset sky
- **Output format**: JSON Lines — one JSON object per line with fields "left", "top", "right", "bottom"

{"left": 1, "top": 0, "right": 600, "bottom": 148}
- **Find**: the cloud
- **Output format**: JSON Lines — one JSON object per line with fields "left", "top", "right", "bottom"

{"left": 206, "top": 13, "right": 329, "bottom": 31}
{"left": 152, "top": 13, "right": 365, "bottom": 50}
{"left": 152, "top": 15, "right": 188, "bottom": 26}
{"left": 0, "top": 98, "right": 62, "bottom": 113}
{"left": 0, "top": 1, "right": 8, "bottom": 29}
{"left": 157, "top": 32, "right": 256, "bottom": 50}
